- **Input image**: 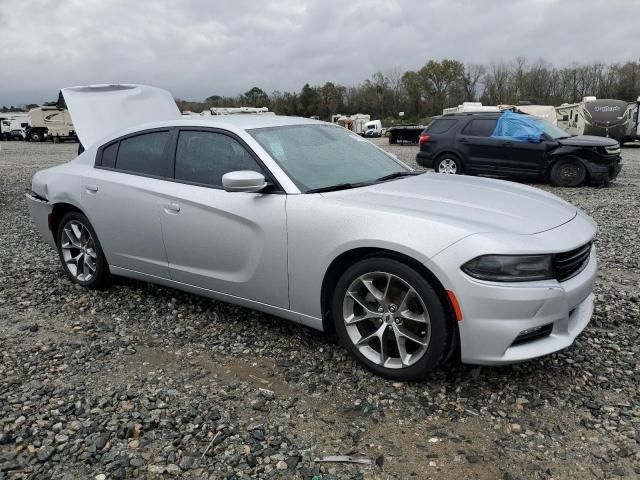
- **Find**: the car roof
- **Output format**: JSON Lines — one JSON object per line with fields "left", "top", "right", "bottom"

{"left": 96, "top": 115, "right": 332, "bottom": 146}
{"left": 149, "top": 114, "right": 326, "bottom": 131}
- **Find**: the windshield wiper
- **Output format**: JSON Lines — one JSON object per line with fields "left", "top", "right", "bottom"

{"left": 373, "top": 171, "right": 421, "bottom": 182}
{"left": 306, "top": 183, "right": 362, "bottom": 193}
{"left": 306, "top": 171, "right": 420, "bottom": 194}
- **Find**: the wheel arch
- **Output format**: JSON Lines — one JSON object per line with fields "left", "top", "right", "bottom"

{"left": 50, "top": 202, "right": 85, "bottom": 243}
{"left": 320, "top": 247, "right": 460, "bottom": 360}
{"left": 546, "top": 153, "right": 590, "bottom": 183}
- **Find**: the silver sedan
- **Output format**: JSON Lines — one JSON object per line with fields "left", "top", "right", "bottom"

{"left": 26, "top": 85, "right": 597, "bottom": 380}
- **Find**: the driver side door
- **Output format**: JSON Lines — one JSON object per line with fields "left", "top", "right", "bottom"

{"left": 159, "top": 128, "right": 289, "bottom": 308}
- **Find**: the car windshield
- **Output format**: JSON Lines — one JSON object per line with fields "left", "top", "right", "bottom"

{"left": 248, "top": 124, "right": 410, "bottom": 192}
{"left": 536, "top": 118, "right": 570, "bottom": 139}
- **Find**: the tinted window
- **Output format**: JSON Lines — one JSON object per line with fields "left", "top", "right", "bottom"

{"left": 461, "top": 119, "right": 498, "bottom": 137}
{"left": 427, "top": 119, "right": 457, "bottom": 134}
{"left": 101, "top": 142, "right": 118, "bottom": 168}
{"left": 115, "top": 131, "right": 169, "bottom": 176}
{"left": 175, "top": 131, "right": 264, "bottom": 187}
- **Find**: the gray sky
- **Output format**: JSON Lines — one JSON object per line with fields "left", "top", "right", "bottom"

{"left": 1, "top": 0, "right": 639, "bottom": 105}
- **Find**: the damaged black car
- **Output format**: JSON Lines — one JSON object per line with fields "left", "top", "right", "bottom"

{"left": 416, "top": 111, "right": 622, "bottom": 186}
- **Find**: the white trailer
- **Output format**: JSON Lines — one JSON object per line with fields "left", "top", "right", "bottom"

{"left": 26, "top": 106, "right": 76, "bottom": 142}
{"left": 443, "top": 102, "right": 500, "bottom": 115}
{"left": 331, "top": 113, "right": 371, "bottom": 135}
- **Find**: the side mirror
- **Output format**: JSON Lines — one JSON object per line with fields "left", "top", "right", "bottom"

{"left": 222, "top": 170, "right": 267, "bottom": 193}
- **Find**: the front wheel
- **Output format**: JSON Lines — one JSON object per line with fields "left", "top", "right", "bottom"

{"left": 56, "top": 212, "right": 110, "bottom": 289}
{"left": 549, "top": 157, "right": 586, "bottom": 187}
{"left": 332, "top": 257, "right": 450, "bottom": 380}
{"left": 434, "top": 156, "right": 462, "bottom": 174}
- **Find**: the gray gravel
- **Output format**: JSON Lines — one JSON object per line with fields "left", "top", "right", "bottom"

{"left": 1, "top": 139, "right": 639, "bottom": 479}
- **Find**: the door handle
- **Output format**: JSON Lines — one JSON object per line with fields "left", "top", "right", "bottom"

{"left": 163, "top": 203, "right": 180, "bottom": 213}
{"left": 85, "top": 184, "right": 99, "bottom": 193}
{"left": 459, "top": 137, "right": 467, "bottom": 143}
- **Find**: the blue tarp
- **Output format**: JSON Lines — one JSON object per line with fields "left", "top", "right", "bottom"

{"left": 491, "top": 111, "right": 544, "bottom": 143}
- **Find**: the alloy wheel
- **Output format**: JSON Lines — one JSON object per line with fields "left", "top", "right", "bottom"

{"left": 437, "top": 158, "right": 458, "bottom": 174}
{"left": 60, "top": 220, "right": 97, "bottom": 282}
{"left": 342, "top": 272, "right": 431, "bottom": 369}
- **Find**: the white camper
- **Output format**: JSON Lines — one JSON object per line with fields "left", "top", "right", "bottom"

{"left": 515, "top": 105, "right": 558, "bottom": 126}
{"left": 331, "top": 113, "right": 371, "bottom": 135}
{"left": 556, "top": 96, "right": 631, "bottom": 141}
{"left": 442, "top": 102, "right": 500, "bottom": 115}
{"left": 209, "top": 106, "right": 273, "bottom": 115}
{"left": 623, "top": 97, "right": 640, "bottom": 144}
{"left": 0, "top": 112, "right": 28, "bottom": 140}
{"left": 26, "top": 106, "right": 76, "bottom": 142}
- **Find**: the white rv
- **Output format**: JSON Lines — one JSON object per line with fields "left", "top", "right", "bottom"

{"left": 623, "top": 97, "right": 640, "bottom": 144}
{"left": 556, "top": 96, "right": 631, "bottom": 141}
{"left": 0, "top": 112, "right": 28, "bottom": 140}
{"left": 442, "top": 102, "right": 500, "bottom": 115}
{"left": 26, "top": 106, "right": 76, "bottom": 142}
{"left": 209, "top": 106, "right": 272, "bottom": 115}
{"left": 514, "top": 105, "right": 558, "bottom": 126}
{"left": 331, "top": 113, "right": 371, "bottom": 135}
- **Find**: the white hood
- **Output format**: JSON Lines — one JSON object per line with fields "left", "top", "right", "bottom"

{"left": 59, "top": 84, "right": 180, "bottom": 148}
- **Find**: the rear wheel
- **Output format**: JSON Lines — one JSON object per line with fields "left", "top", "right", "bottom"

{"left": 434, "top": 155, "right": 462, "bottom": 174}
{"left": 29, "top": 131, "right": 42, "bottom": 142}
{"left": 56, "top": 212, "right": 110, "bottom": 289}
{"left": 550, "top": 157, "right": 587, "bottom": 187}
{"left": 332, "top": 257, "right": 450, "bottom": 380}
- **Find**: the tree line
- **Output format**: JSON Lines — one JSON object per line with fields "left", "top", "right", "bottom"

{"left": 177, "top": 57, "right": 640, "bottom": 125}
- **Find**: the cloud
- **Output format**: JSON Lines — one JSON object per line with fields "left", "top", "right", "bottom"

{"left": 1, "top": 0, "right": 639, "bottom": 105}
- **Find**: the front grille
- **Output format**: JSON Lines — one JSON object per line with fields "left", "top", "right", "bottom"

{"left": 553, "top": 242, "right": 592, "bottom": 282}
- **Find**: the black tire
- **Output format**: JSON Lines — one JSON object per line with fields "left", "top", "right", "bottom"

{"left": 434, "top": 154, "right": 463, "bottom": 174}
{"left": 549, "top": 157, "right": 587, "bottom": 187}
{"left": 30, "top": 132, "right": 41, "bottom": 142}
{"left": 56, "top": 211, "right": 110, "bottom": 289}
{"left": 332, "top": 257, "right": 450, "bottom": 380}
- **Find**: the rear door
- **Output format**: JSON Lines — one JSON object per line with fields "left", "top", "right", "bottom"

{"left": 458, "top": 118, "right": 511, "bottom": 174}
{"left": 82, "top": 129, "right": 173, "bottom": 278}
{"left": 159, "top": 128, "right": 289, "bottom": 308}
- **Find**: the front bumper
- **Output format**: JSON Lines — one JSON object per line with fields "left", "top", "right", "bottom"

{"left": 25, "top": 192, "right": 55, "bottom": 246}
{"left": 585, "top": 155, "right": 622, "bottom": 183}
{"left": 426, "top": 213, "right": 597, "bottom": 365}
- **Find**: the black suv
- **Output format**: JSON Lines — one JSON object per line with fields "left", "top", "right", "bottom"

{"left": 416, "top": 112, "right": 622, "bottom": 186}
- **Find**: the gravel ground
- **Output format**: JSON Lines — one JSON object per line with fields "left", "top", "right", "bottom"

{"left": 1, "top": 139, "right": 639, "bottom": 480}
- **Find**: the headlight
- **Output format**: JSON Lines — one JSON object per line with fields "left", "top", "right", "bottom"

{"left": 462, "top": 254, "right": 553, "bottom": 282}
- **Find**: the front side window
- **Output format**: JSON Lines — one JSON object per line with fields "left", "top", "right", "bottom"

{"left": 115, "top": 131, "right": 169, "bottom": 177}
{"left": 461, "top": 119, "right": 498, "bottom": 137}
{"left": 174, "top": 130, "right": 264, "bottom": 187}
{"left": 248, "top": 124, "right": 409, "bottom": 192}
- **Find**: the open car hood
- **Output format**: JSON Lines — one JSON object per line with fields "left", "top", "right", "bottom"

{"left": 58, "top": 84, "right": 180, "bottom": 148}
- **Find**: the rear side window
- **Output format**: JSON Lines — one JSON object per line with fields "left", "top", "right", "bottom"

{"left": 174, "top": 130, "right": 264, "bottom": 187}
{"left": 427, "top": 119, "right": 457, "bottom": 134}
{"left": 115, "top": 131, "right": 170, "bottom": 177}
{"left": 461, "top": 119, "right": 498, "bottom": 137}
{"left": 101, "top": 142, "right": 118, "bottom": 168}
